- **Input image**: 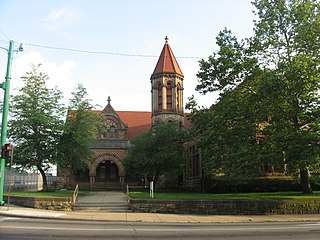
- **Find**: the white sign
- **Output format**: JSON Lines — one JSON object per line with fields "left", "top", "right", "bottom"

{"left": 150, "top": 181, "right": 154, "bottom": 199}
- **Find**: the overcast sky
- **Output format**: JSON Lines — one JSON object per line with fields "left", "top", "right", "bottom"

{"left": 0, "top": 0, "right": 255, "bottom": 111}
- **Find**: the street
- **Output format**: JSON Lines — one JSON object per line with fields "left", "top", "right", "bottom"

{"left": 0, "top": 216, "right": 320, "bottom": 240}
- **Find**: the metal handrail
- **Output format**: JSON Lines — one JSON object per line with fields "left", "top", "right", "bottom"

{"left": 72, "top": 184, "right": 79, "bottom": 207}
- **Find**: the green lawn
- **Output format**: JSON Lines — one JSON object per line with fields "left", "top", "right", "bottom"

{"left": 7, "top": 190, "right": 320, "bottom": 200}
{"left": 4, "top": 190, "right": 88, "bottom": 198}
{"left": 129, "top": 191, "right": 320, "bottom": 200}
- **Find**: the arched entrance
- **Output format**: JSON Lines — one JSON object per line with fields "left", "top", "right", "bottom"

{"left": 89, "top": 154, "right": 125, "bottom": 189}
{"left": 96, "top": 160, "right": 119, "bottom": 182}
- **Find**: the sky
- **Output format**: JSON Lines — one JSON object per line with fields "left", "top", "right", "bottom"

{"left": 0, "top": 0, "right": 256, "bottom": 112}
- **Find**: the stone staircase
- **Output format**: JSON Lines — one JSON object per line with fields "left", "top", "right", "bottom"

{"left": 75, "top": 191, "right": 130, "bottom": 212}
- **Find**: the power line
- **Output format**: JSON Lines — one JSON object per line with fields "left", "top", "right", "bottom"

{"left": 0, "top": 33, "right": 204, "bottom": 59}
{"left": 0, "top": 30, "right": 10, "bottom": 41}
{"left": 26, "top": 42, "right": 158, "bottom": 58}
{"left": 24, "top": 42, "right": 204, "bottom": 59}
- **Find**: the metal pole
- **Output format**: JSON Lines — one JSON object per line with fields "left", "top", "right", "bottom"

{"left": 0, "top": 40, "right": 14, "bottom": 205}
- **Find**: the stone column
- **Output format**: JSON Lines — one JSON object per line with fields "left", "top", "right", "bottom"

{"left": 162, "top": 85, "right": 167, "bottom": 110}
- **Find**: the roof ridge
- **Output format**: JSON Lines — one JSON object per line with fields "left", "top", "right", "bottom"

{"left": 116, "top": 110, "right": 151, "bottom": 113}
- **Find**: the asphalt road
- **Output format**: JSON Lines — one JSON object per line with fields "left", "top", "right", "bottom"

{"left": 0, "top": 216, "right": 320, "bottom": 240}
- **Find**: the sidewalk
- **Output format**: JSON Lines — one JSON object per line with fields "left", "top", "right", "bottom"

{"left": 1, "top": 204, "right": 320, "bottom": 223}
{"left": 2, "top": 191, "right": 320, "bottom": 223}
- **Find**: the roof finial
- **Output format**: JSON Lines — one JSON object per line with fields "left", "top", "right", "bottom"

{"left": 165, "top": 36, "right": 169, "bottom": 43}
{"left": 107, "top": 96, "right": 111, "bottom": 105}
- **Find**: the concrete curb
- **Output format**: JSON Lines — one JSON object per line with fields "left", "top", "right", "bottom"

{"left": 1, "top": 206, "right": 320, "bottom": 224}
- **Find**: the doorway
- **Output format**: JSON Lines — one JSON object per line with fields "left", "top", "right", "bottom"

{"left": 96, "top": 160, "right": 119, "bottom": 182}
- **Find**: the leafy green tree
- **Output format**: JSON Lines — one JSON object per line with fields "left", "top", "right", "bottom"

{"left": 9, "top": 64, "right": 65, "bottom": 191}
{"left": 188, "top": 84, "right": 267, "bottom": 178}
{"left": 57, "top": 84, "right": 99, "bottom": 175}
{"left": 124, "top": 121, "right": 188, "bottom": 188}
{"left": 251, "top": 0, "right": 320, "bottom": 193}
{"left": 191, "top": 0, "right": 320, "bottom": 193}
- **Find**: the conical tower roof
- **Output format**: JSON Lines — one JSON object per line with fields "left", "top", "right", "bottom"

{"left": 152, "top": 36, "right": 183, "bottom": 76}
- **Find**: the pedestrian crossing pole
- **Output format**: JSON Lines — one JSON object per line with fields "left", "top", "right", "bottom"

{"left": 0, "top": 40, "right": 14, "bottom": 205}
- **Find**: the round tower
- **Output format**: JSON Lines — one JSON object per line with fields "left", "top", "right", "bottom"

{"left": 151, "top": 37, "right": 184, "bottom": 125}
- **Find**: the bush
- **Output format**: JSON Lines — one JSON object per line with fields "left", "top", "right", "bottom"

{"left": 202, "top": 176, "right": 320, "bottom": 193}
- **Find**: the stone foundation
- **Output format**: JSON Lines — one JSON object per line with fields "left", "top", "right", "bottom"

{"left": 129, "top": 199, "right": 320, "bottom": 215}
{"left": 4, "top": 195, "right": 73, "bottom": 211}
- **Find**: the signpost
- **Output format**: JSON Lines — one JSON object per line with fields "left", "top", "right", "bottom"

{"left": 150, "top": 181, "right": 154, "bottom": 199}
{"left": 0, "top": 40, "right": 22, "bottom": 205}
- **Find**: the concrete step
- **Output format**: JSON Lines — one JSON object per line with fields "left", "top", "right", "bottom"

{"left": 75, "top": 208, "right": 132, "bottom": 213}
{"left": 75, "top": 207, "right": 130, "bottom": 212}
{"left": 74, "top": 191, "right": 130, "bottom": 212}
{"left": 75, "top": 202, "right": 129, "bottom": 212}
{"left": 75, "top": 206, "right": 129, "bottom": 211}
{"left": 76, "top": 202, "right": 128, "bottom": 206}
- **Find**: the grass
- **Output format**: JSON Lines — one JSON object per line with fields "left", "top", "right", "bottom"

{"left": 4, "top": 190, "right": 88, "bottom": 198}
{"left": 129, "top": 191, "right": 320, "bottom": 200}
{"left": 6, "top": 190, "right": 320, "bottom": 200}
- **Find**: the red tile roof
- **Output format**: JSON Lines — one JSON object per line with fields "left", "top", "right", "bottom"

{"left": 153, "top": 37, "right": 183, "bottom": 76}
{"left": 89, "top": 110, "right": 151, "bottom": 139}
{"left": 117, "top": 111, "right": 152, "bottom": 139}
{"left": 91, "top": 110, "right": 191, "bottom": 139}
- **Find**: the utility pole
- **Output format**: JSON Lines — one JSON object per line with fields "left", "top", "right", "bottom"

{"left": 0, "top": 40, "right": 14, "bottom": 205}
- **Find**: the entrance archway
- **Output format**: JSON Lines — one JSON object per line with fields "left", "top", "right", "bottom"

{"left": 89, "top": 154, "right": 125, "bottom": 188}
{"left": 96, "top": 160, "right": 119, "bottom": 182}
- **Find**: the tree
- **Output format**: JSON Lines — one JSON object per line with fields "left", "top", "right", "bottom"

{"left": 188, "top": 84, "right": 269, "bottom": 178}
{"left": 251, "top": 0, "right": 320, "bottom": 193}
{"left": 9, "top": 64, "right": 65, "bottom": 191}
{"left": 124, "top": 121, "right": 188, "bottom": 188}
{"left": 57, "top": 84, "right": 99, "bottom": 176}
{"left": 191, "top": 0, "right": 320, "bottom": 193}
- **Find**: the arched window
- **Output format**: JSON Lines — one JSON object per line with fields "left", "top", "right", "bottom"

{"left": 157, "top": 82, "right": 162, "bottom": 111}
{"left": 110, "top": 126, "right": 116, "bottom": 138}
{"left": 177, "top": 83, "right": 181, "bottom": 112}
{"left": 166, "top": 81, "right": 173, "bottom": 111}
{"left": 101, "top": 129, "right": 107, "bottom": 139}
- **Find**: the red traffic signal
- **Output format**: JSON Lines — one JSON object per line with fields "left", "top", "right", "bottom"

{"left": 1, "top": 143, "right": 13, "bottom": 162}
{"left": 4, "top": 143, "right": 11, "bottom": 152}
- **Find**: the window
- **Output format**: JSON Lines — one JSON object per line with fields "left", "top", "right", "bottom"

{"left": 190, "top": 146, "right": 200, "bottom": 177}
{"left": 110, "top": 126, "right": 116, "bottom": 138}
{"left": 177, "top": 83, "right": 181, "bottom": 112}
{"left": 101, "top": 130, "right": 107, "bottom": 139}
{"left": 157, "top": 82, "right": 162, "bottom": 111}
{"left": 166, "top": 81, "right": 172, "bottom": 110}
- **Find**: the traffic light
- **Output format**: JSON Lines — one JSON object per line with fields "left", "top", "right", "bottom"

{"left": 1, "top": 143, "right": 12, "bottom": 163}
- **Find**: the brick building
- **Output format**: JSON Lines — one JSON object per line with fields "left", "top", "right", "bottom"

{"left": 68, "top": 37, "right": 200, "bottom": 190}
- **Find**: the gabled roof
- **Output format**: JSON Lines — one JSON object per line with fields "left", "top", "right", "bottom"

{"left": 91, "top": 110, "right": 191, "bottom": 139}
{"left": 117, "top": 111, "right": 152, "bottom": 139}
{"left": 101, "top": 97, "right": 127, "bottom": 129}
{"left": 90, "top": 110, "right": 151, "bottom": 139}
{"left": 152, "top": 36, "right": 183, "bottom": 76}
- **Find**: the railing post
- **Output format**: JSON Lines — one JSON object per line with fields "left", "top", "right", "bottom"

{"left": 72, "top": 184, "right": 79, "bottom": 210}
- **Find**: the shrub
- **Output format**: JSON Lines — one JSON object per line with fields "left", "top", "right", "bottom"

{"left": 202, "top": 176, "right": 320, "bottom": 193}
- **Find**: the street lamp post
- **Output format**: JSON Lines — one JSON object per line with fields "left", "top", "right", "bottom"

{"left": 0, "top": 40, "right": 21, "bottom": 205}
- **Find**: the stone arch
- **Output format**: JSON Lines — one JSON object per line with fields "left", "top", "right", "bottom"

{"left": 89, "top": 153, "right": 125, "bottom": 178}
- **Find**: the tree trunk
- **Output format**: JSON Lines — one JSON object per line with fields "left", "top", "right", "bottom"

{"left": 300, "top": 167, "right": 313, "bottom": 194}
{"left": 37, "top": 165, "right": 48, "bottom": 192}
